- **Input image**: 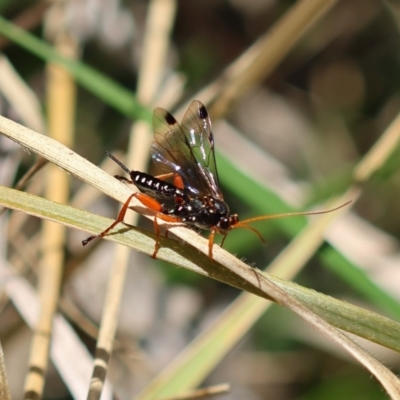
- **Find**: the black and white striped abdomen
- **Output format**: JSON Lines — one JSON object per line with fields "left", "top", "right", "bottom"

{"left": 131, "top": 171, "right": 184, "bottom": 199}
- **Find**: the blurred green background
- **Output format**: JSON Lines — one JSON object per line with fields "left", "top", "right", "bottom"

{"left": 1, "top": 1, "right": 400, "bottom": 399}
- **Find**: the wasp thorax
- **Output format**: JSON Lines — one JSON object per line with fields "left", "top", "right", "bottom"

{"left": 212, "top": 198, "right": 229, "bottom": 216}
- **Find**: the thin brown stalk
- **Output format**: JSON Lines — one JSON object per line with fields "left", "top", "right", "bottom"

{"left": 192, "top": 0, "right": 338, "bottom": 119}
{"left": 0, "top": 341, "right": 11, "bottom": 400}
{"left": 86, "top": 1, "right": 178, "bottom": 399}
{"left": 23, "top": 13, "right": 78, "bottom": 398}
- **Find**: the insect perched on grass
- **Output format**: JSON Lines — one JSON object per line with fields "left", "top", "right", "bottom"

{"left": 82, "top": 100, "right": 351, "bottom": 258}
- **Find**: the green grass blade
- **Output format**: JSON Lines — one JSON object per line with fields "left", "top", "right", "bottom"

{"left": 217, "top": 152, "right": 400, "bottom": 319}
{"left": 0, "top": 16, "right": 150, "bottom": 121}
{"left": 1, "top": 185, "right": 400, "bottom": 354}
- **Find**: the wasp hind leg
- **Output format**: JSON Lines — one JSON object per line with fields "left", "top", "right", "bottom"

{"left": 82, "top": 192, "right": 139, "bottom": 246}
{"left": 82, "top": 192, "right": 159, "bottom": 246}
{"left": 82, "top": 192, "right": 182, "bottom": 259}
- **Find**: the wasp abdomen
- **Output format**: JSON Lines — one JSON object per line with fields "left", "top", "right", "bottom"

{"left": 131, "top": 171, "right": 184, "bottom": 199}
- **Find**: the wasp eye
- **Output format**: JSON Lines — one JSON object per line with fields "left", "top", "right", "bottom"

{"left": 218, "top": 218, "right": 231, "bottom": 231}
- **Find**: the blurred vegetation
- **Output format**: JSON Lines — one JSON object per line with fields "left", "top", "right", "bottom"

{"left": 0, "top": 1, "right": 400, "bottom": 399}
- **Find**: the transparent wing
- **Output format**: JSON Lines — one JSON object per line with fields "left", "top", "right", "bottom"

{"left": 151, "top": 100, "right": 222, "bottom": 198}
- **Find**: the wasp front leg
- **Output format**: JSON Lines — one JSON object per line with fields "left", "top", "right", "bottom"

{"left": 206, "top": 230, "right": 217, "bottom": 259}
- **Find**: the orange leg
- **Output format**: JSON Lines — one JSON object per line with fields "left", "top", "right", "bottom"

{"left": 153, "top": 172, "right": 174, "bottom": 181}
{"left": 173, "top": 174, "right": 184, "bottom": 190}
{"left": 208, "top": 229, "right": 216, "bottom": 259}
{"left": 82, "top": 192, "right": 138, "bottom": 246}
{"left": 207, "top": 231, "right": 231, "bottom": 260}
{"left": 82, "top": 192, "right": 182, "bottom": 258}
{"left": 150, "top": 212, "right": 182, "bottom": 258}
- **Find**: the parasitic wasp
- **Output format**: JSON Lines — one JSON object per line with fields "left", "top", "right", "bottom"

{"left": 82, "top": 100, "right": 351, "bottom": 258}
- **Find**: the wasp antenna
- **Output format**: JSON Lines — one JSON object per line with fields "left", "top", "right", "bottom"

{"left": 233, "top": 224, "right": 266, "bottom": 244}
{"left": 105, "top": 151, "right": 131, "bottom": 175}
{"left": 239, "top": 200, "right": 352, "bottom": 225}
